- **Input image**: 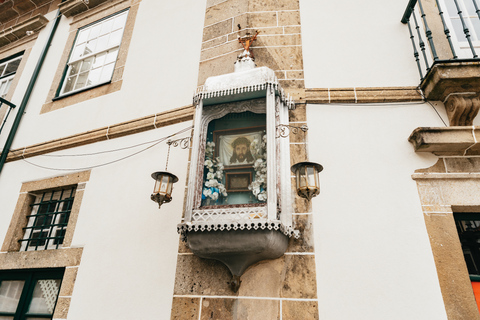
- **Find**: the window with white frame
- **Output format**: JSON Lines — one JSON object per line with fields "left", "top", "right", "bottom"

{"left": 0, "top": 54, "right": 22, "bottom": 99}
{"left": 59, "top": 10, "right": 128, "bottom": 95}
{"left": 19, "top": 187, "right": 76, "bottom": 251}
{"left": 441, "top": 0, "right": 480, "bottom": 57}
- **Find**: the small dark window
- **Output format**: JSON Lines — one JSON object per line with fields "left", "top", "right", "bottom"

{"left": 19, "top": 187, "right": 76, "bottom": 251}
{"left": 454, "top": 213, "right": 480, "bottom": 275}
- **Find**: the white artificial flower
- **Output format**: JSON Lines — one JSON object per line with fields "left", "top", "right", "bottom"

{"left": 203, "top": 189, "right": 212, "bottom": 197}
{"left": 211, "top": 192, "right": 219, "bottom": 200}
{"left": 207, "top": 172, "right": 215, "bottom": 180}
{"left": 204, "top": 160, "right": 213, "bottom": 167}
{"left": 258, "top": 191, "right": 267, "bottom": 201}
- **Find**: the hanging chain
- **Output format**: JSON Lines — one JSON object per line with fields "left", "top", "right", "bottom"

{"left": 165, "top": 142, "right": 171, "bottom": 171}
{"left": 165, "top": 136, "right": 192, "bottom": 170}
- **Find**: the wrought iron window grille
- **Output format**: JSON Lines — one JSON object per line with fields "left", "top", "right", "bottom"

{"left": 19, "top": 187, "right": 76, "bottom": 251}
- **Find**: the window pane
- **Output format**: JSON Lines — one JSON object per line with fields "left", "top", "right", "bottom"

{"left": 88, "top": 24, "right": 101, "bottom": 40}
{"left": 0, "top": 281, "right": 25, "bottom": 313}
{"left": 71, "top": 44, "right": 85, "bottom": 61}
{"left": 96, "top": 34, "right": 109, "bottom": 52}
{"left": 100, "top": 18, "right": 114, "bottom": 35}
{"left": 472, "top": 18, "right": 480, "bottom": 40}
{"left": 452, "top": 19, "right": 468, "bottom": 41}
{"left": 83, "top": 39, "right": 97, "bottom": 56}
{"left": 28, "top": 231, "right": 48, "bottom": 247}
{"left": 4, "top": 59, "right": 20, "bottom": 75}
{"left": 76, "top": 28, "right": 89, "bottom": 44}
{"left": 26, "top": 280, "right": 61, "bottom": 315}
{"left": 0, "top": 64, "right": 6, "bottom": 77}
{"left": 446, "top": 0, "right": 459, "bottom": 16}
{"left": 92, "top": 52, "right": 106, "bottom": 69}
{"left": 105, "top": 50, "right": 118, "bottom": 64}
{"left": 112, "top": 13, "right": 127, "bottom": 30}
{"left": 2, "top": 80, "right": 12, "bottom": 98}
{"left": 87, "top": 67, "right": 101, "bottom": 85}
{"left": 0, "top": 81, "right": 7, "bottom": 97}
{"left": 74, "top": 72, "right": 89, "bottom": 90}
{"left": 99, "top": 63, "right": 115, "bottom": 83}
{"left": 80, "top": 57, "right": 93, "bottom": 73}
{"left": 63, "top": 76, "right": 76, "bottom": 93}
{"left": 68, "top": 62, "right": 80, "bottom": 77}
{"left": 108, "top": 29, "right": 123, "bottom": 47}
{"left": 465, "top": 0, "right": 477, "bottom": 16}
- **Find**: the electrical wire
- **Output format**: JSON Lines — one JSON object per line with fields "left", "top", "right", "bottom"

{"left": 19, "top": 126, "right": 193, "bottom": 171}
{"left": 415, "top": 86, "right": 448, "bottom": 127}
{"left": 11, "top": 125, "right": 192, "bottom": 158}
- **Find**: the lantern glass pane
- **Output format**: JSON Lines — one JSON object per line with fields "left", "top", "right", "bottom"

{"left": 307, "top": 166, "right": 316, "bottom": 187}
{"left": 298, "top": 166, "right": 307, "bottom": 188}
{"left": 166, "top": 176, "right": 173, "bottom": 195}
{"left": 153, "top": 179, "right": 160, "bottom": 193}
{"left": 159, "top": 175, "right": 169, "bottom": 194}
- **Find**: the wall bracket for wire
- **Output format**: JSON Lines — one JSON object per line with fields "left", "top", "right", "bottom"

{"left": 275, "top": 124, "right": 308, "bottom": 138}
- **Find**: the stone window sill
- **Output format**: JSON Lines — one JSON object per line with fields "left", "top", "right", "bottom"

{"left": 408, "top": 126, "right": 480, "bottom": 156}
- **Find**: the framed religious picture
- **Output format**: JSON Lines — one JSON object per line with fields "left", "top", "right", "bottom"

{"left": 213, "top": 126, "right": 266, "bottom": 169}
{"left": 225, "top": 172, "right": 252, "bottom": 192}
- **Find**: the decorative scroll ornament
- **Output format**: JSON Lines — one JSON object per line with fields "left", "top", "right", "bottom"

{"left": 166, "top": 136, "right": 191, "bottom": 149}
{"left": 444, "top": 93, "right": 480, "bottom": 126}
{"left": 276, "top": 124, "right": 308, "bottom": 138}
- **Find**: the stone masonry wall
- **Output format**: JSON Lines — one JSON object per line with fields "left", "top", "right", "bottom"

{"left": 199, "top": 0, "right": 305, "bottom": 100}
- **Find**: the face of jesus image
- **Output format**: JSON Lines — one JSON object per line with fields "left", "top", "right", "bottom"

{"left": 230, "top": 137, "right": 254, "bottom": 164}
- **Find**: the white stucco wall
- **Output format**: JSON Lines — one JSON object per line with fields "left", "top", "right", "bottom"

{"left": 0, "top": 0, "right": 206, "bottom": 148}
{"left": 308, "top": 102, "right": 448, "bottom": 319}
{"left": 0, "top": 121, "right": 191, "bottom": 319}
{"left": 300, "top": 0, "right": 420, "bottom": 88}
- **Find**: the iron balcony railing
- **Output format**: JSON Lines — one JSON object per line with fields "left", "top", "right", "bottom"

{"left": 402, "top": 0, "right": 480, "bottom": 80}
{"left": 0, "top": 97, "right": 16, "bottom": 136}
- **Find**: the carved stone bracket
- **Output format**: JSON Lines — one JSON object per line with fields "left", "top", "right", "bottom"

{"left": 444, "top": 93, "right": 480, "bottom": 126}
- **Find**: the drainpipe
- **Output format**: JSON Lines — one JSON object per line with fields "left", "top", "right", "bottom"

{"left": 0, "top": 7, "right": 63, "bottom": 176}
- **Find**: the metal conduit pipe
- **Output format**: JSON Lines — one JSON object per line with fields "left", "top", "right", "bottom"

{"left": 0, "top": 5, "right": 64, "bottom": 176}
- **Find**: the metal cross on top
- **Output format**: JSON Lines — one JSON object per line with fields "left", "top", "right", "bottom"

{"left": 238, "top": 30, "right": 259, "bottom": 59}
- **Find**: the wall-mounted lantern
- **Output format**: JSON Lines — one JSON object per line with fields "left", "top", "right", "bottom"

{"left": 151, "top": 171, "right": 178, "bottom": 208}
{"left": 291, "top": 161, "right": 323, "bottom": 201}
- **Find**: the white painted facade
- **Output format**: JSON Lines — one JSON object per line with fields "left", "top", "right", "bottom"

{"left": 0, "top": 0, "right": 472, "bottom": 318}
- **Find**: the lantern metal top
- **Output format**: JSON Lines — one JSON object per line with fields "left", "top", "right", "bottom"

{"left": 151, "top": 171, "right": 179, "bottom": 183}
{"left": 291, "top": 161, "right": 323, "bottom": 173}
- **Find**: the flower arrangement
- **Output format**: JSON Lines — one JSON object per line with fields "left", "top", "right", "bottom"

{"left": 248, "top": 135, "right": 267, "bottom": 202}
{"left": 202, "top": 141, "right": 227, "bottom": 203}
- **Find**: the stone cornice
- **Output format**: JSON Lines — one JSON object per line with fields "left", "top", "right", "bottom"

{"left": 4, "top": 105, "right": 194, "bottom": 162}
{"left": 408, "top": 126, "right": 480, "bottom": 156}
{"left": 305, "top": 86, "right": 422, "bottom": 104}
